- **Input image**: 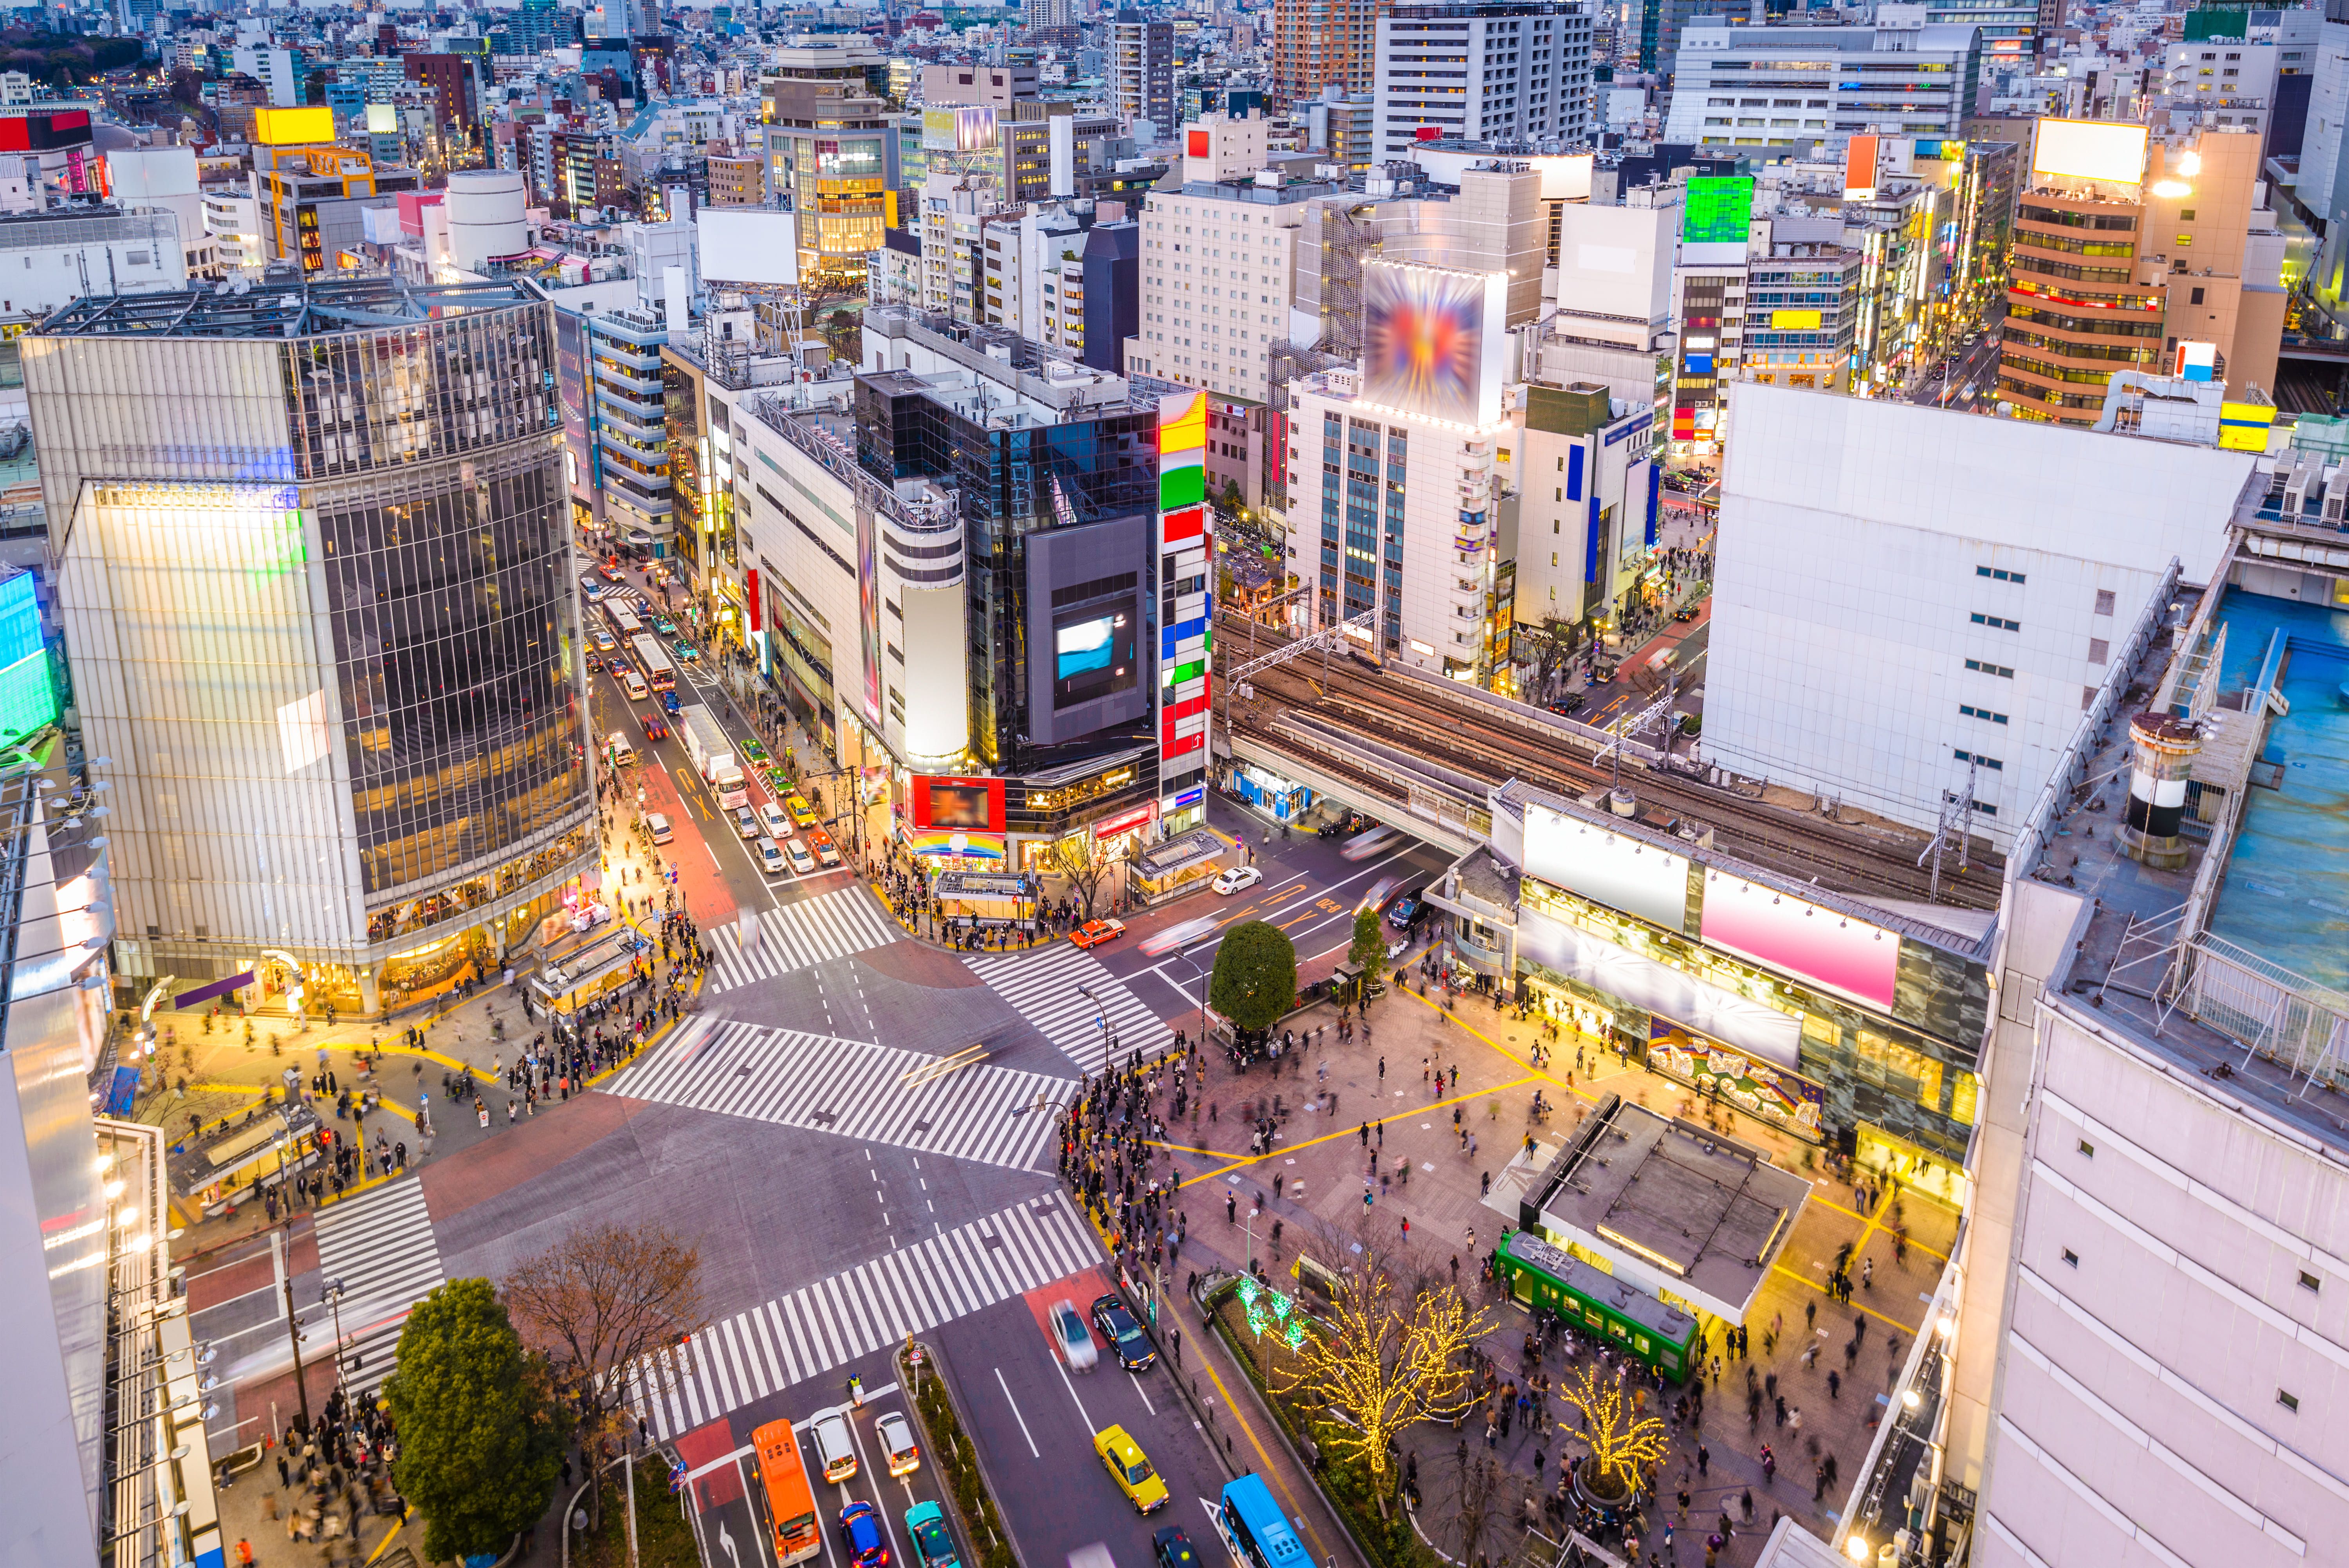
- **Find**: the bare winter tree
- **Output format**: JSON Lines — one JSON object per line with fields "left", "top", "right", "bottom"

{"left": 1052, "top": 832, "right": 1117, "bottom": 920}
{"left": 503, "top": 1222, "right": 704, "bottom": 1530}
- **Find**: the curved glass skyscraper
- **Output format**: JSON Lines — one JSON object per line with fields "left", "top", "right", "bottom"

{"left": 25, "top": 276, "right": 597, "bottom": 1014}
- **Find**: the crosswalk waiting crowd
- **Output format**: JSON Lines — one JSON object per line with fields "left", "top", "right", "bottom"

{"left": 1059, "top": 1039, "right": 1200, "bottom": 1280}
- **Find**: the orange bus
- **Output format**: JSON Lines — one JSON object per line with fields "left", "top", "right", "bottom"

{"left": 753, "top": 1419, "right": 822, "bottom": 1565}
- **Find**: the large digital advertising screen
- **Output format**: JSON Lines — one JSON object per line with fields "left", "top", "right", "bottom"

{"left": 911, "top": 775, "right": 1006, "bottom": 834}
{"left": 1522, "top": 803, "right": 1689, "bottom": 934}
{"left": 1699, "top": 873, "right": 1900, "bottom": 1011}
{"left": 922, "top": 105, "right": 998, "bottom": 152}
{"left": 1681, "top": 176, "right": 1755, "bottom": 246}
{"left": 1361, "top": 261, "right": 1505, "bottom": 427}
{"left": 1054, "top": 606, "right": 1137, "bottom": 711}
{"left": 2031, "top": 118, "right": 2147, "bottom": 186}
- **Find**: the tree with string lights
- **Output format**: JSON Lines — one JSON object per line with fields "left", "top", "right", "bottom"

{"left": 1270, "top": 1253, "right": 1490, "bottom": 1516}
{"left": 1559, "top": 1362, "right": 1669, "bottom": 1505}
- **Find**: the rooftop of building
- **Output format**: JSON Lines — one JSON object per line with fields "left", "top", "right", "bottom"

{"left": 34, "top": 274, "right": 546, "bottom": 338}
{"left": 2022, "top": 554, "right": 2349, "bottom": 1156}
{"left": 1518, "top": 1091, "right": 1812, "bottom": 1319}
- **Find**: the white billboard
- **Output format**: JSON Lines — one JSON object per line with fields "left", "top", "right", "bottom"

{"left": 696, "top": 207, "right": 799, "bottom": 287}
{"left": 2031, "top": 118, "right": 2147, "bottom": 186}
{"left": 1522, "top": 802, "right": 1690, "bottom": 934}
{"left": 1361, "top": 260, "right": 1508, "bottom": 428}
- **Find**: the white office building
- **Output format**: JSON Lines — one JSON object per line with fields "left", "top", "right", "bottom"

{"left": 1662, "top": 7, "right": 1983, "bottom": 156}
{"left": 1702, "top": 385, "right": 2248, "bottom": 848}
{"left": 1373, "top": 0, "right": 1597, "bottom": 159}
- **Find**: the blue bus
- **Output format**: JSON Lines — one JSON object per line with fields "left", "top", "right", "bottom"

{"left": 1212, "top": 1476, "right": 1308, "bottom": 1568}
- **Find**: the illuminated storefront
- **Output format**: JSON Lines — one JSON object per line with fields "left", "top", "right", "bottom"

{"left": 1468, "top": 782, "right": 1989, "bottom": 1161}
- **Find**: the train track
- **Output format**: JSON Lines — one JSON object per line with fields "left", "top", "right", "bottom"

{"left": 1222, "top": 616, "right": 2003, "bottom": 911}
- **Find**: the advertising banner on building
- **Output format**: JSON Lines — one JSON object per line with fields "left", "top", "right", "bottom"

{"left": 911, "top": 775, "right": 1006, "bottom": 834}
{"left": 1361, "top": 260, "right": 1506, "bottom": 427}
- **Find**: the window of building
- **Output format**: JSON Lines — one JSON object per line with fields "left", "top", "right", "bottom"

{"left": 2088, "top": 637, "right": 2111, "bottom": 664}
{"left": 2094, "top": 589, "right": 2116, "bottom": 616}
{"left": 1975, "top": 565, "right": 2024, "bottom": 582}
{"left": 1966, "top": 659, "right": 2014, "bottom": 678}
{"left": 1970, "top": 612, "right": 2020, "bottom": 631}
{"left": 1959, "top": 704, "right": 2010, "bottom": 724}
{"left": 1952, "top": 749, "right": 2004, "bottom": 770}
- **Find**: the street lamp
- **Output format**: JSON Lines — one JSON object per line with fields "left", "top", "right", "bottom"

{"left": 1076, "top": 983, "right": 1112, "bottom": 1072}
{"left": 321, "top": 1277, "right": 350, "bottom": 1396}
{"left": 1176, "top": 938, "right": 1213, "bottom": 1054}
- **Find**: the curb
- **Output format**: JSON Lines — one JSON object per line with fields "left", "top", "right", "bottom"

{"left": 1200, "top": 1296, "right": 1381, "bottom": 1568}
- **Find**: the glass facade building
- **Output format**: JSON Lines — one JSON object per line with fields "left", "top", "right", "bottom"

{"left": 24, "top": 278, "right": 597, "bottom": 1014}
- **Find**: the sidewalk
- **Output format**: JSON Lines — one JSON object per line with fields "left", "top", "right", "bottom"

{"left": 142, "top": 818, "right": 698, "bottom": 1251}
{"left": 1122, "top": 958, "right": 1952, "bottom": 1568}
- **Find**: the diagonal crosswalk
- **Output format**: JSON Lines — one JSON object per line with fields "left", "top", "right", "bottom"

{"left": 603, "top": 1017, "right": 1072, "bottom": 1169}
{"left": 628, "top": 1192, "right": 1100, "bottom": 1440}
{"left": 964, "top": 942, "right": 1174, "bottom": 1075}
{"left": 705, "top": 885, "right": 903, "bottom": 992}
{"left": 311, "top": 1178, "right": 445, "bottom": 1394}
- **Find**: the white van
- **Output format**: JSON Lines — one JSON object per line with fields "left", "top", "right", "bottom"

{"left": 606, "top": 731, "right": 637, "bottom": 768}
{"left": 621, "top": 668, "right": 649, "bottom": 700}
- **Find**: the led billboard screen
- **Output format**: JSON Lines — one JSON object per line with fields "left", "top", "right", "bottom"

{"left": 1681, "top": 177, "right": 1754, "bottom": 246}
{"left": 1361, "top": 261, "right": 1505, "bottom": 427}
{"left": 922, "top": 105, "right": 998, "bottom": 152}
{"left": 2031, "top": 118, "right": 2147, "bottom": 185}
{"left": 1699, "top": 874, "right": 1899, "bottom": 1011}
{"left": 1054, "top": 607, "right": 1137, "bottom": 710}
{"left": 253, "top": 106, "right": 334, "bottom": 147}
{"left": 911, "top": 776, "right": 1006, "bottom": 834}
{"left": 1522, "top": 803, "right": 1688, "bottom": 934}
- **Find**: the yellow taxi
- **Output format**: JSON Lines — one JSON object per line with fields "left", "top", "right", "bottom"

{"left": 1092, "top": 1425, "right": 1167, "bottom": 1514}
{"left": 786, "top": 793, "right": 819, "bottom": 827}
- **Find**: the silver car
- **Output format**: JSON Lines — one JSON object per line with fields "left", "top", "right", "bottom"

{"left": 1050, "top": 1298, "right": 1097, "bottom": 1371}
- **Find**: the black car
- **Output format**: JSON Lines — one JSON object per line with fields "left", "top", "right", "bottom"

{"left": 1546, "top": 693, "right": 1585, "bottom": 718}
{"left": 1385, "top": 886, "right": 1429, "bottom": 931}
{"left": 1153, "top": 1527, "right": 1200, "bottom": 1568}
{"left": 1090, "top": 1294, "right": 1156, "bottom": 1371}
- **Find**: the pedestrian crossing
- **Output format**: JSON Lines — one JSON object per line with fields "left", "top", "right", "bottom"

{"left": 628, "top": 1191, "right": 1100, "bottom": 1441}
{"left": 603, "top": 1016, "right": 1071, "bottom": 1169}
{"left": 311, "top": 1178, "right": 445, "bottom": 1395}
{"left": 965, "top": 943, "right": 1175, "bottom": 1076}
{"left": 705, "top": 886, "right": 903, "bottom": 991}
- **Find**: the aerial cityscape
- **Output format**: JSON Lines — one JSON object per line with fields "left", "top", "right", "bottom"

{"left": 0, "top": 2, "right": 2342, "bottom": 1568}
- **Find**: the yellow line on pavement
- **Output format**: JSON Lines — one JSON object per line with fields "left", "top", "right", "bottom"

{"left": 1769, "top": 1263, "right": 1921, "bottom": 1337}
{"left": 1169, "top": 1076, "right": 1535, "bottom": 1189}
{"left": 362, "top": 1516, "right": 406, "bottom": 1565}
{"left": 1192, "top": 1337, "right": 1338, "bottom": 1567}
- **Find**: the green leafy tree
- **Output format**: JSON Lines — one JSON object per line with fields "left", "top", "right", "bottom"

{"left": 1347, "top": 907, "right": 1385, "bottom": 976}
{"left": 1210, "top": 920, "right": 1296, "bottom": 1033}
{"left": 384, "top": 1278, "right": 568, "bottom": 1563}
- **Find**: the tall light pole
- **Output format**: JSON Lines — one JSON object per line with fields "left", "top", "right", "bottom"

{"left": 1177, "top": 939, "right": 1212, "bottom": 1055}
{"left": 1076, "top": 984, "right": 1111, "bottom": 1072}
{"left": 321, "top": 1277, "right": 349, "bottom": 1397}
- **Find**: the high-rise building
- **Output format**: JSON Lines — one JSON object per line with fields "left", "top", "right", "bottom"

{"left": 1999, "top": 123, "right": 2281, "bottom": 426}
{"left": 1372, "top": 1, "right": 1597, "bottom": 159}
{"left": 1110, "top": 10, "right": 1176, "bottom": 137}
{"left": 1123, "top": 114, "right": 1325, "bottom": 510}
{"left": 764, "top": 77, "right": 898, "bottom": 282}
{"left": 1800, "top": 413, "right": 2349, "bottom": 1568}
{"left": 23, "top": 278, "right": 598, "bottom": 1014}
{"left": 1661, "top": 11, "right": 1983, "bottom": 157}
{"left": 1272, "top": 0, "right": 1389, "bottom": 112}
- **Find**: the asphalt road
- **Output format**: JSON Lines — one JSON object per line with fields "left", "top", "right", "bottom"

{"left": 1909, "top": 326, "right": 2004, "bottom": 411}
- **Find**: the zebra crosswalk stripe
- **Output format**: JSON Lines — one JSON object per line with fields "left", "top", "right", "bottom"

{"left": 632, "top": 1192, "right": 1101, "bottom": 1440}
{"left": 603, "top": 1019, "right": 1072, "bottom": 1170}
{"left": 705, "top": 886, "right": 902, "bottom": 992}
{"left": 311, "top": 1178, "right": 445, "bottom": 1393}
{"left": 965, "top": 943, "right": 1174, "bottom": 1075}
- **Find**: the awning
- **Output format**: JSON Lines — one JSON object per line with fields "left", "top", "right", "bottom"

{"left": 1517, "top": 903, "right": 1804, "bottom": 1070}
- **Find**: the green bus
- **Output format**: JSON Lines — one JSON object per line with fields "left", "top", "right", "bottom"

{"left": 1494, "top": 1229, "right": 1702, "bottom": 1384}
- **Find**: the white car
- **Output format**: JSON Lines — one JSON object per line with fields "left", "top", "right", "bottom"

{"left": 758, "top": 801, "right": 792, "bottom": 839}
{"left": 1212, "top": 864, "right": 1263, "bottom": 896}
{"left": 875, "top": 1410, "right": 920, "bottom": 1476}
{"left": 785, "top": 838, "right": 815, "bottom": 874}
{"left": 1049, "top": 1297, "right": 1098, "bottom": 1371}
{"left": 756, "top": 837, "right": 786, "bottom": 877}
